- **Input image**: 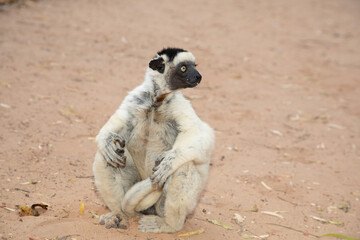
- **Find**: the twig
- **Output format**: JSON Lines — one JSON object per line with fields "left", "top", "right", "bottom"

{"left": 194, "top": 217, "right": 208, "bottom": 222}
{"left": 237, "top": 137, "right": 279, "bottom": 150}
{"left": 261, "top": 211, "right": 284, "bottom": 219}
{"left": 245, "top": 228, "right": 262, "bottom": 238}
{"left": 14, "top": 188, "right": 30, "bottom": 193}
{"left": 177, "top": 229, "right": 204, "bottom": 237}
{"left": 277, "top": 196, "right": 298, "bottom": 206}
{"left": 283, "top": 123, "right": 302, "bottom": 131}
{"left": 266, "top": 223, "right": 320, "bottom": 238}
{"left": 75, "top": 175, "right": 94, "bottom": 178}
{"left": 261, "top": 181, "right": 272, "bottom": 191}
{"left": 1, "top": 206, "right": 15, "bottom": 212}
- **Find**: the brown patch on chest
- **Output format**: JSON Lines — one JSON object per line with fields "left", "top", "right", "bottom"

{"left": 154, "top": 93, "right": 169, "bottom": 105}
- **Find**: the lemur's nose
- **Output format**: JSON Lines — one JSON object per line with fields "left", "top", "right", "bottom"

{"left": 196, "top": 73, "right": 202, "bottom": 82}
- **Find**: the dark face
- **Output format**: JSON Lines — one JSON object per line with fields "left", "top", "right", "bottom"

{"left": 168, "top": 61, "right": 202, "bottom": 90}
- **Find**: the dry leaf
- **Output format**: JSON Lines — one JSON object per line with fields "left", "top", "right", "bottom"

{"left": 242, "top": 234, "right": 256, "bottom": 239}
{"left": 261, "top": 211, "right": 284, "bottom": 219}
{"left": 227, "top": 145, "right": 239, "bottom": 151}
{"left": 258, "top": 235, "right": 269, "bottom": 239}
{"left": 270, "top": 129, "right": 283, "bottom": 136}
{"left": 267, "top": 223, "right": 320, "bottom": 238}
{"left": 79, "top": 71, "right": 94, "bottom": 76}
{"left": 59, "top": 106, "right": 78, "bottom": 117}
{"left": 20, "top": 180, "right": 39, "bottom": 185}
{"left": 177, "top": 228, "right": 204, "bottom": 237}
{"left": 351, "top": 191, "right": 360, "bottom": 197}
{"left": 89, "top": 210, "right": 99, "bottom": 218}
{"left": 207, "top": 219, "right": 234, "bottom": 230}
{"left": 17, "top": 203, "right": 48, "bottom": 216}
{"left": 36, "top": 94, "right": 51, "bottom": 100}
{"left": 0, "top": 103, "right": 11, "bottom": 109}
{"left": 0, "top": 81, "right": 11, "bottom": 88}
{"left": 80, "top": 202, "right": 84, "bottom": 215}
{"left": 327, "top": 123, "right": 345, "bottom": 130}
{"left": 232, "top": 213, "right": 245, "bottom": 225}
{"left": 2, "top": 207, "right": 15, "bottom": 212}
{"left": 321, "top": 233, "right": 359, "bottom": 240}
{"left": 261, "top": 181, "right": 272, "bottom": 191}
{"left": 250, "top": 205, "right": 259, "bottom": 212}
{"left": 61, "top": 209, "right": 70, "bottom": 218}
{"left": 338, "top": 203, "right": 350, "bottom": 213}
{"left": 64, "top": 86, "right": 82, "bottom": 93}
{"left": 311, "top": 216, "right": 343, "bottom": 225}
{"left": 17, "top": 205, "right": 37, "bottom": 216}
{"left": 242, "top": 234, "right": 269, "bottom": 239}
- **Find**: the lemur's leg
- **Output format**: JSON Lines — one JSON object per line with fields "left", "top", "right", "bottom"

{"left": 139, "top": 162, "right": 202, "bottom": 233}
{"left": 151, "top": 123, "right": 214, "bottom": 188}
{"left": 93, "top": 150, "right": 141, "bottom": 228}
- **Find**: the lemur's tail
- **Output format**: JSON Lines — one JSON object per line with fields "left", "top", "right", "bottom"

{"left": 122, "top": 178, "right": 162, "bottom": 216}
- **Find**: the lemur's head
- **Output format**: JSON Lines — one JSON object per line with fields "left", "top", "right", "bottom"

{"left": 148, "top": 48, "right": 202, "bottom": 91}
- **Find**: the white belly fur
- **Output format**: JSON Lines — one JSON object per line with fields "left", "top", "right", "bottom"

{"left": 127, "top": 107, "right": 177, "bottom": 179}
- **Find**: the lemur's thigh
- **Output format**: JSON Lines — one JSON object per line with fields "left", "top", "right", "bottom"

{"left": 93, "top": 150, "right": 141, "bottom": 215}
{"left": 140, "top": 162, "right": 202, "bottom": 233}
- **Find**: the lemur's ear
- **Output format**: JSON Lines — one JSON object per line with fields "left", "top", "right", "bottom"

{"left": 149, "top": 57, "right": 165, "bottom": 74}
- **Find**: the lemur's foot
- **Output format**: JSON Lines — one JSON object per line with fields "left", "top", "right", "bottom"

{"left": 103, "top": 132, "right": 126, "bottom": 168}
{"left": 139, "top": 215, "right": 177, "bottom": 233}
{"left": 99, "top": 212, "right": 127, "bottom": 229}
{"left": 138, "top": 215, "right": 162, "bottom": 233}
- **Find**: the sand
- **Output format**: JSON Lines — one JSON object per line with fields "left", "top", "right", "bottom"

{"left": 0, "top": 0, "right": 359, "bottom": 239}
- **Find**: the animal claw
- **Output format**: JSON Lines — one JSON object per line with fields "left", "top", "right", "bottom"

{"left": 115, "top": 148, "right": 125, "bottom": 155}
{"left": 114, "top": 139, "right": 126, "bottom": 148}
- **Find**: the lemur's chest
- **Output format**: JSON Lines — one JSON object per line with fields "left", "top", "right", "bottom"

{"left": 126, "top": 105, "right": 179, "bottom": 178}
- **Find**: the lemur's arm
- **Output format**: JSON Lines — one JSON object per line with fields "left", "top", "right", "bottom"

{"left": 150, "top": 98, "right": 215, "bottom": 187}
{"left": 96, "top": 105, "right": 131, "bottom": 168}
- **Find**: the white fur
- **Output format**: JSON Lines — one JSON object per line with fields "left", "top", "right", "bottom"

{"left": 93, "top": 50, "right": 214, "bottom": 233}
{"left": 172, "top": 51, "right": 195, "bottom": 66}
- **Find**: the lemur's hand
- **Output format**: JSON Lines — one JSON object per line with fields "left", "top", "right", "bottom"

{"left": 100, "top": 131, "right": 126, "bottom": 168}
{"left": 150, "top": 150, "right": 175, "bottom": 187}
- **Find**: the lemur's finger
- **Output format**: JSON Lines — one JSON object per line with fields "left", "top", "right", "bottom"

{"left": 120, "top": 140, "right": 125, "bottom": 148}
{"left": 159, "top": 176, "right": 167, "bottom": 187}
{"left": 150, "top": 174, "right": 155, "bottom": 182}
{"left": 113, "top": 139, "right": 121, "bottom": 148}
{"left": 150, "top": 171, "right": 162, "bottom": 185}
{"left": 155, "top": 157, "right": 164, "bottom": 167}
{"left": 105, "top": 152, "right": 119, "bottom": 168}
{"left": 118, "top": 156, "right": 126, "bottom": 168}
{"left": 115, "top": 148, "right": 125, "bottom": 156}
{"left": 112, "top": 155, "right": 126, "bottom": 168}
{"left": 114, "top": 139, "right": 125, "bottom": 148}
{"left": 106, "top": 143, "right": 117, "bottom": 156}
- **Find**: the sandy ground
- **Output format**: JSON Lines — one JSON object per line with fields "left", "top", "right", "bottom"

{"left": 0, "top": 0, "right": 360, "bottom": 239}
